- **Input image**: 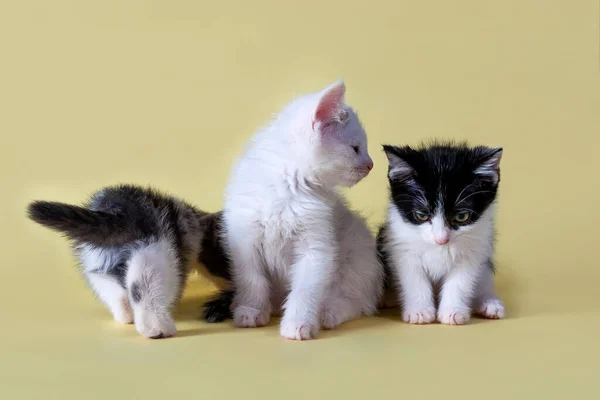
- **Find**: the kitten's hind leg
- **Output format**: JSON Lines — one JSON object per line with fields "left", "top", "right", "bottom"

{"left": 86, "top": 272, "right": 134, "bottom": 324}
{"left": 320, "top": 254, "right": 382, "bottom": 330}
{"left": 320, "top": 293, "right": 362, "bottom": 330}
{"left": 126, "top": 239, "right": 182, "bottom": 339}
{"left": 473, "top": 267, "right": 505, "bottom": 319}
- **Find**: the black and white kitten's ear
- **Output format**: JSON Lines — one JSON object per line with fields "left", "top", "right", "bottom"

{"left": 475, "top": 147, "right": 503, "bottom": 184}
{"left": 383, "top": 145, "right": 414, "bottom": 182}
{"left": 314, "top": 80, "right": 347, "bottom": 128}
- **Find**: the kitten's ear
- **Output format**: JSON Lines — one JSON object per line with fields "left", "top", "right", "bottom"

{"left": 314, "top": 80, "right": 346, "bottom": 126}
{"left": 383, "top": 145, "right": 414, "bottom": 181}
{"left": 475, "top": 148, "right": 503, "bottom": 184}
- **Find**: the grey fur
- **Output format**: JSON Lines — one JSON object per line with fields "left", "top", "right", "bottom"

{"left": 27, "top": 184, "right": 231, "bottom": 338}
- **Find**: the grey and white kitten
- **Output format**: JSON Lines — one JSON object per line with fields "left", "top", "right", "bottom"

{"left": 27, "top": 184, "right": 230, "bottom": 338}
{"left": 377, "top": 141, "right": 505, "bottom": 325}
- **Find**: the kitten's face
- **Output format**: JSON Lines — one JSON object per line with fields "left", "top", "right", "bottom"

{"left": 384, "top": 143, "right": 502, "bottom": 246}
{"left": 306, "top": 81, "right": 374, "bottom": 187}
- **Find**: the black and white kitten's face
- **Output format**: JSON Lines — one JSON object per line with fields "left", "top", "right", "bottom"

{"left": 383, "top": 142, "right": 502, "bottom": 246}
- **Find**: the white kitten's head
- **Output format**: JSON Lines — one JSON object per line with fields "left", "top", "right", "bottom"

{"left": 289, "top": 81, "right": 374, "bottom": 187}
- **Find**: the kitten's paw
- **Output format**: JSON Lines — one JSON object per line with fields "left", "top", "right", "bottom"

{"left": 135, "top": 312, "right": 176, "bottom": 339}
{"left": 402, "top": 307, "right": 436, "bottom": 324}
{"left": 233, "top": 306, "right": 270, "bottom": 328}
{"left": 280, "top": 320, "right": 318, "bottom": 340}
{"left": 437, "top": 309, "right": 470, "bottom": 325}
{"left": 477, "top": 298, "right": 505, "bottom": 319}
{"left": 114, "top": 311, "right": 134, "bottom": 325}
{"left": 113, "top": 298, "right": 134, "bottom": 324}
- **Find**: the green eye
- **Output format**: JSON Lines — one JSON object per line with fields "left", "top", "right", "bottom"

{"left": 454, "top": 211, "right": 471, "bottom": 223}
{"left": 414, "top": 211, "right": 430, "bottom": 222}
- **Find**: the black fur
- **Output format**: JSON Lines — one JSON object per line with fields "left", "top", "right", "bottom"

{"left": 130, "top": 281, "right": 142, "bottom": 303}
{"left": 377, "top": 141, "right": 502, "bottom": 278}
{"left": 197, "top": 212, "right": 235, "bottom": 322}
{"left": 198, "top": 212, "right": 231, "bottom": 281}
{"left": 382, "top": 140, "right": 502, "bottom": 230}
{"left": 27, "top": 201, "right": 156, "bottom": 247}
{"left": 376, "top": 225, "right": 396, "bottom": 293}
{"left": 202, "top": 289, "right": 234, "bottom": 323}
{"left": 27, "top": 184, "right": 233, "bottom": 321}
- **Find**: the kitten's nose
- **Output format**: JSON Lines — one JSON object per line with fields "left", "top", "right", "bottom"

{"left": 366, "top": 163, "right": 373, "bottom": 171}
{"left": 435, "top": 237, "right": 449, "bottom": 245}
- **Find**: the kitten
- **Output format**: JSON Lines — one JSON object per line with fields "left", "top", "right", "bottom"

{"left": 27, "top": 184, "right": 231, "bottom": 338}
{"left": 377, "top": 141, "right": 505, "bottom": 325}
{"left": 222, "top": 80, "right": 384, "bottom": 340}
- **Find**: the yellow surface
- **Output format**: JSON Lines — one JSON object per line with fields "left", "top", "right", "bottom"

{"left": 1, "top": 1, "right": 599, "bottom": 398}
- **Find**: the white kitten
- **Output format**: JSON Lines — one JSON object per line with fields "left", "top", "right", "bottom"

{"left": 223, "top": 81, "right": 384, "bottom": 340}
{"left": 378, "top": 142, "right": 505, "bottom": 325}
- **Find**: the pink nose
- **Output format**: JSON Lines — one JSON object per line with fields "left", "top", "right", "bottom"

{"left": 435, "top": 237, "right": 449, "bottom": 245}
{"left": 366, "top": 163, "right": 373, "bottom": 171}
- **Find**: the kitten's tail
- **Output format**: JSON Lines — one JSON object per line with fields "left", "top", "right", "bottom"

{"left": 202, "top": 289, "right": 234, "bottom": 323}
{"left": 27, "top": 201, "right": 145, "bottom": 246}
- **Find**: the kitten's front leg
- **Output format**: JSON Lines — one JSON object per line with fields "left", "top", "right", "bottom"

{"left": 396, "top": 256, "right": 436, "bottom": 324}
{"left": 280, "top": 237, "right": 334, "bottom": 340}
{"left": 437, "top": 262, "right": 482, "bottom": 325}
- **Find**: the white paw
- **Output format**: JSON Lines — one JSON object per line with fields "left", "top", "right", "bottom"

{"left": 280, "top": 319, "right": 318, "bottom": 340}
{"left": 477, "top": 298, "right": 505, "bottom": 319}
{"left": 135, "top": 311, "right": 176, "bottom": 339}
{"left": 113, "top": 298, "right": 134, "bottom": 324}
{"left": 437, "top": 309, "right": 470, "bottom": 325}
{"left": 402, "top": 307, "right": 436, "bottom": 324}
{"left": 233, "top": 306, "right": 270, "bottom": 328}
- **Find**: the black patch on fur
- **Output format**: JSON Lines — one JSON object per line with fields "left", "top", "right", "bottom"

{"left": 198, "top": 212, "right": 231, "bottom": 280}
{"left": 130, "top": 281, "right": 142, "bottom": 303}
{"left": 382, "top": 141, "right": 502, "bottom": 229}
{"left": 26, "top": 185, "right": 175, "bottom": 246}
{"left": 27, "top": 184, "right": 236, "bottom": 321}
{"left": 376, "top": 225, "right": 395, "bottom": 291}
{"left": 487, "top": 258, "right": 496, "bottom": 273}
{"left": 202, "top": 289, "right": 234, "bottom": 323}
{"left": 109, "top": 260, "right": 129, "bottom": 288}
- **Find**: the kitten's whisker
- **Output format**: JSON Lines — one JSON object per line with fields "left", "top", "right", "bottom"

{"left": 455, "top": 184, "right": 476, "bottom": 207}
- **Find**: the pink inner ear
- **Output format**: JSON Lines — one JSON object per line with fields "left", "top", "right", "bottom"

{"left": 315, "top": 82, "right": 346, "bottom": 125}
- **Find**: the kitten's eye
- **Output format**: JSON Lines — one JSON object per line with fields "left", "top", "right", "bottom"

{"left": 414, "top": 211, "right": 430, "bottom": 222}
{"left": 454, "top": 211, "right": 471, "bottom": 223}
{"left": 352, "top": 145, "right": 360, "bottom": 154}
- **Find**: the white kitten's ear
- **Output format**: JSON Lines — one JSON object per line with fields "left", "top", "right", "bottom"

{"left": 383, "top": 145, "right": 414, "bottom": 181}
{"left": 314, "top": 80, "right": 346, "bottom": 126}
{"left": 475, "top": 148, "right": 503, "bottom": 184}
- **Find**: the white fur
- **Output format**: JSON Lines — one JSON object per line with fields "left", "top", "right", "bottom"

{"left": 385, "top": 202, "right": 504, "bottom": 325}
{"left": 80, "top": 245, "right": 134, "bottom": 324}
{"left": 86, "top": 273, "right": 134, "bottom": 324}
{"left": 223, "top": 81, "right": 383, "bottom": 340}
{"left": 125, "top": 239, "right": 179, "bottom": 338}
{"left": 79, "top": 238, "right": 182, "bottom": 338}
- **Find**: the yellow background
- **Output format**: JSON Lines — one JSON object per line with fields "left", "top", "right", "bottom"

{"left": 1, "top": 1, "right": 599, "bottom": 398}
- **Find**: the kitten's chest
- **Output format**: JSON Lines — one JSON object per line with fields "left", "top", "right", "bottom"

{"left": 260, "top": 201, "right": 302, "bottom": 271}
{"left": 420, "top": 248, "right": 457, "bottom": 279}
{"left": 418, "top": 244, "right": 483, "bottom": 281}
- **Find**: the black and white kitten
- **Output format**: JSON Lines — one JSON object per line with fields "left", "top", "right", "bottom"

{"left": 377, "top": 142, "right": 505, "bottom": 325}
{"left": 27, "top": 184, "right": 231, "bottom": 338}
